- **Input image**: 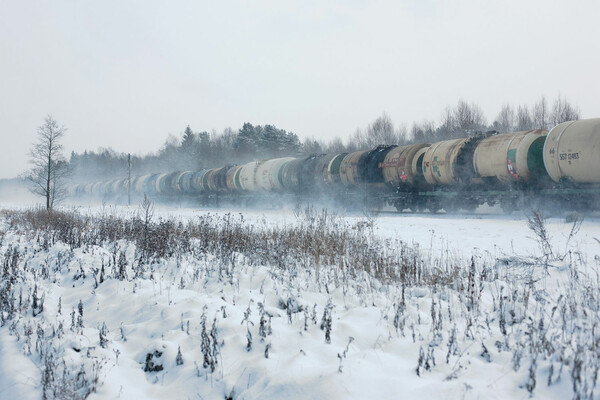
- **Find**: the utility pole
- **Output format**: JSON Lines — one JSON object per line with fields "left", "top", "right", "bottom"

{"left": 128, "top": 153, "right": 131, "bottom": 206}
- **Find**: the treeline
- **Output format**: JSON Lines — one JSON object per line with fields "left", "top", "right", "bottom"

{"left": 69, "top": 124, "right": 303, "bottom": 182}
{"left": 69, "top": 95, "right": 580, "bottom": 182}
{"left": 406, "top": 94, "right": 580, "bottom": 145}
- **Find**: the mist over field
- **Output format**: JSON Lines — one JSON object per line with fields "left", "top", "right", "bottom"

{"left": 0, "top": 179, "right": 38, "bottom": 207}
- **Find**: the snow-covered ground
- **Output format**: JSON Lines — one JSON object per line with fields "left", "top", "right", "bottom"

{"left": 64, "top": 201, "right": 600, "bottom": 261}
{"left": 1, "top": 201, "right": 599, "bottom": 399}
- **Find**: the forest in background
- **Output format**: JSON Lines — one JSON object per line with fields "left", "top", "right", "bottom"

{"left": 68, "top": 95, "right": 580, "bottom": 183}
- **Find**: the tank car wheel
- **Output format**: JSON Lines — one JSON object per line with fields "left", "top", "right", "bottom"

{"left": 406, "top": 196, "right": 421, "bottom": 213}
{"left": 500, "top": 198, "right": 517, "bottom": 214}
{"left": 460, "top": 200, "right": 478, "bottom": 213}
{"left": 393, "top": 200, "right": 405, "bottom": 213}
{"left": 570, "top": 196, "right": 592, "bottom": 213}
{"left": 368, "top": 198, "right": 385, "bottom": 213}
{"left": 426, "top": 199, "right": 442, "bottom": 213}
{"left": 443, "top": 200, "right": 458, "bottom": 213}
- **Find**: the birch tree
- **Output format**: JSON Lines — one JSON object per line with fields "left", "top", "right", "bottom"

{"left": 27, "top": 115, "right": 69, "bottom": 209}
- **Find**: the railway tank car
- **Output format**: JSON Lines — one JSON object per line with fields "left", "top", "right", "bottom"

{"left": 473, "top": 129, "right": 548, "bottom": 185}
{"left": 381, "top": 143, "right": 429, "bottom": 188}
{"left": 543, "top": 118, "right": 600, "bottom": 184}
{"left": 282, "top": 154, "right": 327, "bottom": 194}
{"left": 324, "top": 153, "right": 347, "bottom": 187}
{"left": 313, "top": 153, "right": 343, "bottom": 190}
{"left": 173, "top": 171, "right": 194, "bottom": 193}
{"left": 67, "top": 117, "right": 600, "bottom": 212}
{"left": 256, "top": 157, "right": 295, "bottom": 191}
{"left": 422, "top": 136, "right": 486, "bottom": 186}
{"left": 208, "top": 167, "right": 230, "bottom": 192}
{"left": 190, "top": 170, "right": 208, "bottom": 193}
{"left": 538, "top": 118, "right": 600, "bottom": 210}
{"left": 238, "top": 161, "right": 264, "bottom": 192}
{"left": 225, "top": 165, "right": 244, "bottom": 191}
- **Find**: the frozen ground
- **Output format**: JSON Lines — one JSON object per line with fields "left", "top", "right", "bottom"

{"left": 0, "top": 200, "right": 599, "bottom": 400}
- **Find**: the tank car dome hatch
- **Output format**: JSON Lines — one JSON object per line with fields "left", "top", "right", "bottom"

{"left": 543, "top": 118, "right": 600, "bottom": 184}
{"left": 472, "top": 130, "right": 548, "bottom": 184}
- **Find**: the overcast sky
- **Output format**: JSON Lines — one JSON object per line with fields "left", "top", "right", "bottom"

{"left": 1, "top": 0, "right": 599, "bottom": 179}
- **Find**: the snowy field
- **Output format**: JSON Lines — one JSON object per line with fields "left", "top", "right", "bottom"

{"left": 61, "top": 201, "right": 600, "bottom": 262}
{"left": 1, "top": 199, "right": 599, "bottom": 400}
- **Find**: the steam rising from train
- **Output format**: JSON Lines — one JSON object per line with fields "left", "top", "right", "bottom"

{"left": 69, "top": 118, "right": 600, "bottom": 212}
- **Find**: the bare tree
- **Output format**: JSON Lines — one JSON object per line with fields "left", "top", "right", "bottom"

{"left": 515, "top": 105, "right": 534, "bottom": 131}
{"left": 366, "top": 113, "right": 397, "bottom": 146}
{"left": 439, "top": 106, "right": 455, "bottom": 136}
{"left": 27, "top": 115, "right": 69, "bottom": 209}
{"left": 495, "top": 103, "right": 515, "bottom": 133}
{"left": 325, "top": 136, "right": 346, "bottom": 153}
{"left": 532, "top": 95, "right": 549, "bottom": 130}
{"left": 347, "top": 128, "right": 365, "bottom": 151}
{"left": 454, "top": 99, "right": 486, "bottom": 133}
{"left": 411, "top": 120, "right": 436, "bottom": 143}
{"left": 395, "top": 122, "right": 408, "bottom": 145}
{"left": 551, "top": 95, "right": 580, "bottom": 126}
{"left": 410, "top": 122, "right": 426, "bottom": 143}
{"left": 302, "top": 137, "right": 324, "bottom": 154}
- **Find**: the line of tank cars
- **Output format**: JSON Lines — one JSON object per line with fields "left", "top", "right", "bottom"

{"left": 69, "top": 118, "right": 600, "bottom": 212}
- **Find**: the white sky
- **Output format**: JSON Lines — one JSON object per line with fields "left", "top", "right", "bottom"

{"left": 1, "top": 0, "right": 599, "bottom": 179}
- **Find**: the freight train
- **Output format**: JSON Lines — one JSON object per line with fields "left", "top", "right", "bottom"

{"left": 68, "top": 118, "right": 600, "bottom": 212}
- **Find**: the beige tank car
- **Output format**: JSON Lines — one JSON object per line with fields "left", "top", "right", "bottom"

{"left": 422, "top": 138, "right": 471, "bottom": 185}
{"left": 381, "top": 143, "right": 429, "bottom": 186}
{"left": 544, "top": 118, "right": 600, "bottom": 184}
{"left": 473, "top": 130, "right": 548, "bottom": 183}
{"left": 339, "top": 150, "right": 368, "bottom": 186}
